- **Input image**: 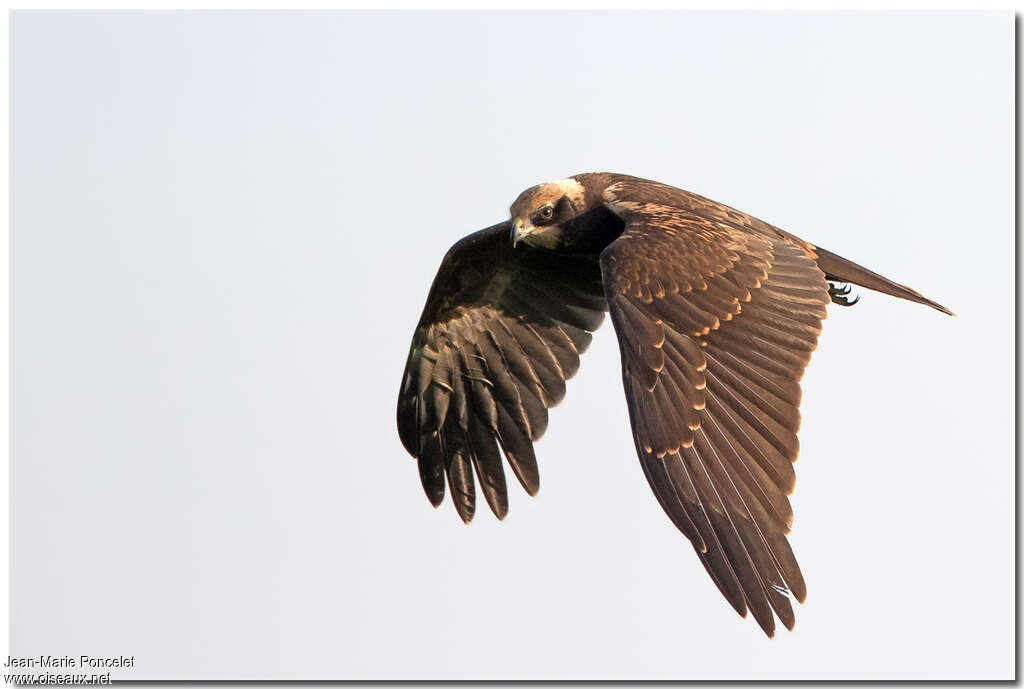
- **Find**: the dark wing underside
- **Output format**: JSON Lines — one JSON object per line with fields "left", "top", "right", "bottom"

{"left": 600, "top": 179, "right": 830, "bottom": 636}
{"left": 397, "top": 222, "right": 607, "bottom": 522}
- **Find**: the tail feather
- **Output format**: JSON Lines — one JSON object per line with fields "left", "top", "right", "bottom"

{"left": 812, "top": 246, "right": 954, "bottom": 316}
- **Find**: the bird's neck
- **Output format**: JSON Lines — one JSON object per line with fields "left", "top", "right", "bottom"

{"left": 557, "top": 205, "right": 626, "bottom": 255}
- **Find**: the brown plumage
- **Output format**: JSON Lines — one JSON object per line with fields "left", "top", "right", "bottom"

{"left": 396, "top": 172, "right": 952, "bottom": 636}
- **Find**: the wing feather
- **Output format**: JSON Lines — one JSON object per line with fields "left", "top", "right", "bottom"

{"left": 468, "top": 411, "right": 508, "bottom": 519}
{"left": 397, "top": 222, "right": 606, "bottom": 520}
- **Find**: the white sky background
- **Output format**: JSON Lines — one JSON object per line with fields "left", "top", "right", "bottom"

{"left": 11, "top": 10, "right": 1012, "bottom": 680}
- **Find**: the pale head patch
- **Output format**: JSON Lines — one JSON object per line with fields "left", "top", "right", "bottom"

{"left": 547, "top": 177, "right": 586, "bottom": 209}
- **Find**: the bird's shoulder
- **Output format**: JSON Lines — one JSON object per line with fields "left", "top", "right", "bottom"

{"left": 596, "top": 174, "right": 817, "bottom": 253}
{"left": 414, "top": 222, "right": 514, "bottom": 330}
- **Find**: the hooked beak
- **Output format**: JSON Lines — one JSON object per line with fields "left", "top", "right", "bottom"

{"left": 510, "top": 217, "right": 531, "bottom": 247}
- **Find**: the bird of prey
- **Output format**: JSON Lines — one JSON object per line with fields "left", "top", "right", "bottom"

{"left": 396, "top": 172, "right": 951, "bottom": 637}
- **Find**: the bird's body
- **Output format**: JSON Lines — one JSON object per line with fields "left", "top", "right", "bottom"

{"left": 396, "top": 172, "right": 951, "bottom": 637}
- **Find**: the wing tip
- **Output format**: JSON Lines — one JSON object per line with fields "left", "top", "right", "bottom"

{"left": 483, "top": 495, "right": 509, "bottom": 521}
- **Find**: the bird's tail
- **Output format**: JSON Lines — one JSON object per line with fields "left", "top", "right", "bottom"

{"left": 812, "top": 245, "right": 955, "bottom": 316}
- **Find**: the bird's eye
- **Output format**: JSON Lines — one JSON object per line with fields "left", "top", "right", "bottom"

{"left": 530, "top": 204, "right": 557, "bottom": 226}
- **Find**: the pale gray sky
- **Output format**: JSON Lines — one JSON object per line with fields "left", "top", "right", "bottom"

{"left": 12, "top": 10, "right": 1012, "bottom": 680}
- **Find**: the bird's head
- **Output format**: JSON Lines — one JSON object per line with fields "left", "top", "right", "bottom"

{"left": 509, "top": 178, "right": 587, "bottom": 249}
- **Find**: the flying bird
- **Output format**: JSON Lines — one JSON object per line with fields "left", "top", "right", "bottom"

{"left": 396, "top": 173, "right": 951, "bottom": 637}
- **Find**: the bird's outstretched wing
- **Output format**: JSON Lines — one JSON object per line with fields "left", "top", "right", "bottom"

{"left": 397, "top": 222, "right": 607, "bottom": 522}
{"left": 599, "top": 182, "right": 830, "bottom": 636}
